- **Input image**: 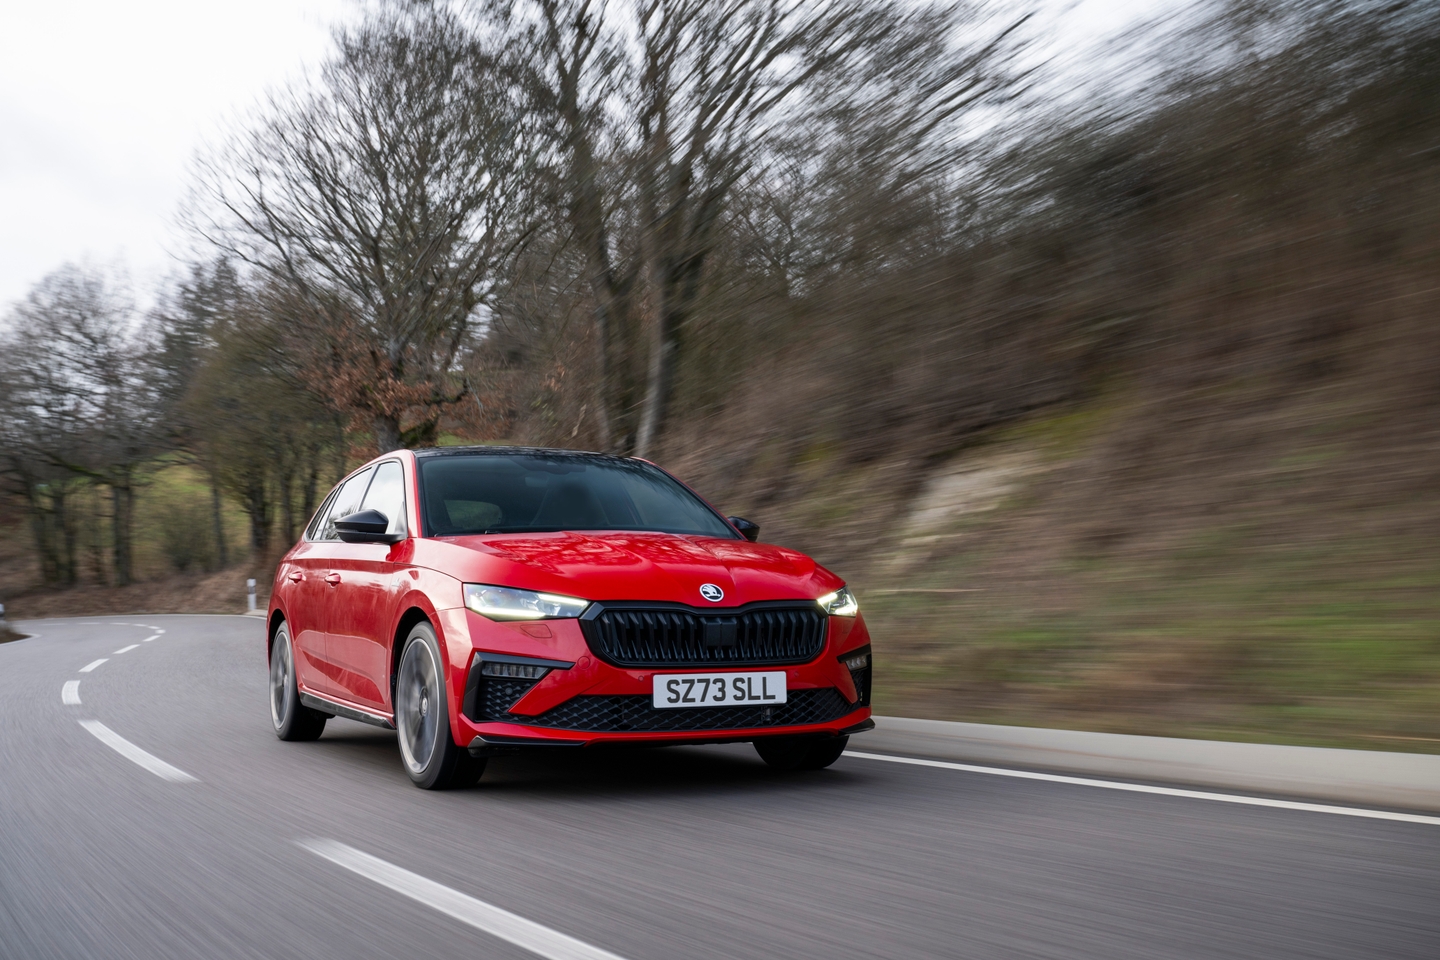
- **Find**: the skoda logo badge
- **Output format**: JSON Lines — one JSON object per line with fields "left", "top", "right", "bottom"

{"left": 699, "top": 583, "right": 724, "bottom": 602}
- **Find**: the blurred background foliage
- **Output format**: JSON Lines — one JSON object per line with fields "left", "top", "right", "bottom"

{"left": 2, "top": 0, "right": 1437, "bottom": 747}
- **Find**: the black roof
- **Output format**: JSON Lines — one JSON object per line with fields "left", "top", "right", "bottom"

{"left": 412, "top": 445, "right": 619, "bottom": 461}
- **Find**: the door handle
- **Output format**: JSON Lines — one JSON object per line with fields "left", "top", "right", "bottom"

{"left": 325, "top": 573, "right": 342, "bottom": 586}
{"left": 288, "top": 571, "right": 304, "bottom": 582}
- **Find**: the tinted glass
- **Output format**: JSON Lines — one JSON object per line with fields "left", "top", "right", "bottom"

{"left": 317, "top": 468, "right": 374, "bottom": 541}
{"left": 305, "top": 487, "right": 339, "bottom": 541}
{"left": 418, "top": 455, "right": 735, "bottom": 538}
{"left": 360, "top": 461, "right": 407, "bottom": 536}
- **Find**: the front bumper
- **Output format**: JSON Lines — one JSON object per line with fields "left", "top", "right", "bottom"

{"left": 445, "top": 606, "right": 874, "bottom": 748}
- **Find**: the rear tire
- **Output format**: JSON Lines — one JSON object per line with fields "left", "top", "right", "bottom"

{"left": 754, "top": 735, "right": 849, "bottom": 771}
{"left": 270, "top": 623, "right": 328, "bottom": 742}
{"left": 395, "top": 622, "right": 484, "bottom": 789}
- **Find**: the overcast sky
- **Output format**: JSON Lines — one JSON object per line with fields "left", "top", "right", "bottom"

{"left": 0, "top": 0, "right": 1169, "bottom": 313}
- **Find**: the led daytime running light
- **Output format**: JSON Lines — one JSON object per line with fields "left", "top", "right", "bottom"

{"left": 463, "top": 584, "right": 590, "bottom": 620}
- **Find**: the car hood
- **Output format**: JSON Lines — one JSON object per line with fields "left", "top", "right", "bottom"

{"left": 416, "top": 531, "right": 843, "bottom": 606}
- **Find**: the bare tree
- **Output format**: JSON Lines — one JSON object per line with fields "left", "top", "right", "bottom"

{"left": 0, "top": 266, "right": 162, "bottom": 586}
{"left": 486, "top": 0, "right": 1026, "bottom": 455}
{"left": 194, "top": 1, "right": 538, "bottom": 452}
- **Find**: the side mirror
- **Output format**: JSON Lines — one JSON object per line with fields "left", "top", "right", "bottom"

{"left": 335, "top": 509, "right": 403, "bottom": 544}
{"left": 727, "top": 516, "right": 760, "bottom": 542}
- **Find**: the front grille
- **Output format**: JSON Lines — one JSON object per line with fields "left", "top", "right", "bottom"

{"left": 581, "top": 603, "right": 827, "bottom": 667}
{"left": 516, "top": 687, "right": 854, "bottom": 733}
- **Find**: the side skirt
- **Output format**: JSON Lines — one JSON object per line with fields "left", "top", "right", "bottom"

{"left": 300, "top": 691, "right": 395, "bottom": 730}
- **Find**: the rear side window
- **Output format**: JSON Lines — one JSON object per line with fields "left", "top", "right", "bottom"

{"left": 360, "top": 461, "right": 407, "bottom": 537}
{"left": 316, "top": 467, "right": 374, "bottom": 541}
{"left": 305, "top": 487, "right": 340, "bottom": 541}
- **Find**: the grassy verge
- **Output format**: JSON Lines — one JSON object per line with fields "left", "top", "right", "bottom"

{"left": 833, "top": 388, "right": 1440, "bottom": 754}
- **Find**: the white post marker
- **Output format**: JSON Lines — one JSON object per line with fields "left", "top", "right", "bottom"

{"left": 78, "top": 721, "right": 198, "bottom": 783}
{"left": 300, "top": 839, "right": 629, "bottom": 960}
{"left": 247, "top": 579, "right": 257, "bottom": 612}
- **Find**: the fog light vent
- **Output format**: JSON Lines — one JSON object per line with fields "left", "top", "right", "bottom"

{"left": 839, "top": 647, "right": 872, "bottom": 707}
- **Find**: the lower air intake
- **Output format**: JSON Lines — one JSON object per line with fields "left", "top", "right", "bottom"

{"left": 514, "top": 687, "right": 854, "bottom": 732}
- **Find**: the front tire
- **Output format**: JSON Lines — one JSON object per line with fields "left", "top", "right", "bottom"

{"left": 395, "top": 622, "right": 485, "bottom": 789}
{"left": 270, "top": 623, "right": 328, "bottom": 742}
{"left": 754, "top": 735, "right": 849, "bottom": 771}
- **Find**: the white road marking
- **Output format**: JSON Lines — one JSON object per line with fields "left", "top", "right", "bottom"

{"left": 79, "top": 659, "right": 107, "bottom": 673}
{"left": 61, "top": 681, "right": 81, "bottom": 705}
{"left": 300, "top": 839, "right": 628, "bottom": 960}
{"left": 844, "top": 751, "right": 1440, "bottom": 827}
{"left": 78, "top": 721, "right": 198, "bottom": 783}
{"left": 113, "top": 644, "right": 139, "bottom": 654}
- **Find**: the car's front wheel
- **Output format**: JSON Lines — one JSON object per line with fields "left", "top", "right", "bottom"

{"left": 753, "top": 735, "right": 849, "bottom": 771}
{"left": 395, "top": 622, "right": 485, "bottom": 789}
{"left": 270, "top": 623, "right": 328, "bottom": 741}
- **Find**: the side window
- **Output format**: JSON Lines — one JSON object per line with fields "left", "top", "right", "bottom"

{"left": 305, "top": 487, "right": 340, "bottom": 541}
{"left": 317, "top": 468, "right": 375, "bottom": 541}
{"left": 360, "top": 461, "right": 407, "bottom": 537}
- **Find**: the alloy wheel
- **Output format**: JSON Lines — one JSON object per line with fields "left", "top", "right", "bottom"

{"left": 396, "top": 637, "right": 441, "bottom": 775}
{"left": 270, "top": 631, "right": 294, "bottom": 730}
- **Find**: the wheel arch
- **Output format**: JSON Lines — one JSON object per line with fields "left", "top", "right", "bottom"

{"left": 267, "top": 609, "right": 287, "bottom": 658}
{"left": 391, "top": 605, "right": 436, "bottom": 698}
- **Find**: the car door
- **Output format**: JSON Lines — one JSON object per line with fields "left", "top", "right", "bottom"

{"left": 325, "top": 459, "right": 408, "bottom": 713}
{"left": 306, "top": 466, "right": 375, "bottom": 696}
{"left": 285, "top": 486, "right": 342, "bottom": 696}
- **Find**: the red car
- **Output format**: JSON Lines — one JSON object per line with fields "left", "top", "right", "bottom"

{"left": 266, "top": 447, "right": 874, "bottom": 789}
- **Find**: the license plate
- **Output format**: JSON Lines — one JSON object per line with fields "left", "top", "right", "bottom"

{"left": 652, "top": 671, "right": 788, "bottom": 709}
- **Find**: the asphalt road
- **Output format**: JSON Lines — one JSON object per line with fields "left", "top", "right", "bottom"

{"left": 3, "top": 616, "right": 1438, "bottom": 960}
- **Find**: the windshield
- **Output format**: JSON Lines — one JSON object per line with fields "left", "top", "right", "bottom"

{"left": 417, "top": 454, "right": 737, "bottom": 538}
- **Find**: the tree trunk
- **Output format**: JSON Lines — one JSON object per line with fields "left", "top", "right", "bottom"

{"left": 301, "top": 459, "right": 319, "bottom": 534}
{"left": 634, "top": 298, "right": 681, "bottom": 459}
{"left": 111, "top": 479, "right": 134, "bottom": 587}
{"left": 24, "top": 485, "right": 59, "bottom": 585}
{"left": 375, "top": 413, "right": 402, "bottom": 454}
{"left": 210, "top": 477, "right": 229, "bottom": 568}
{"left": 333, "top": 415, "right": 348, "bottom": 484}
{"left": 57, "top": 489, "right": 77, "bottom": 587}
{"left": 278, "top": 462, "right": 296, "bottom": 546}
{"left": 247, "top": 480, "right": 271, "bottom": 554}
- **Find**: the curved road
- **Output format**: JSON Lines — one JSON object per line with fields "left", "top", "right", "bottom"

{"left": 2, "top": 616, "right": 1438, "bottom": 960}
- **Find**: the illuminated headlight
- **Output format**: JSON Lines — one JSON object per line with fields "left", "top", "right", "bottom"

{"left": 463, "top": 584, "right": 590, "bottom": 620}
{"left": 479, "top": 661, "right": 549, "bottom": 680}
{"left": 841, "top": 650, "right": 870, "bottom": 672}
{"left": 816, "top": 587, "right": 859, "bottom": 617}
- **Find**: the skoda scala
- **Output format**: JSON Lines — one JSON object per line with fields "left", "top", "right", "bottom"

{"left": 266, "top": 447, "right": 874, "bottom": 789}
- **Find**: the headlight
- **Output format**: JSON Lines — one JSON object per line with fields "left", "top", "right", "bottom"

{"left": 816, "top": 587, "right": 859, "bottom": 617}
{"left": 463, "top": 584, "right": 590, "bottom": 620}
